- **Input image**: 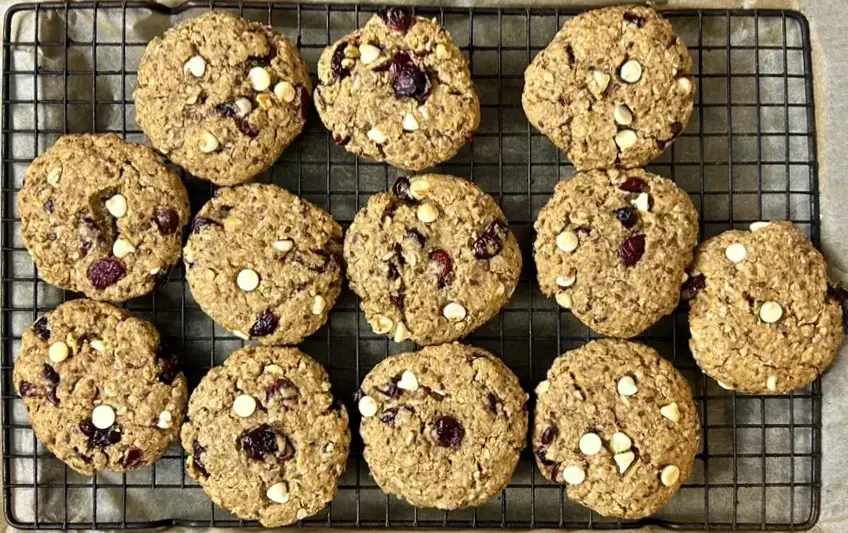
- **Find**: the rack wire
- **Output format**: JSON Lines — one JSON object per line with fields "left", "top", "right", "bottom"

{"left": 1, "top": 2, "right": 821, "bottom": 530}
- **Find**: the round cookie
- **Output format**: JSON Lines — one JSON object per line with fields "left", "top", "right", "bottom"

{"left": 136, "top": 11, "right": 311, "bottom": 185}
{"left": 533, "top": 339, "right": 700, "bottom": 519}
{"left": 13, "top": 299, "right": 188, "bottom": 476}
{"left": 184, "top": 184, "right": 343, "bottom": 345}
{"left": 686, "top": 221, "right": 843, "bottom": 394}
{"left": 357, "top": 343, "right": 528, "bottom": 509}
{"left": 523, "top": 5, "right": 694, "bottom": 170}
{"left": 345, "top": 174, "right": 521, "bottom": 345}
{"left": 314, "top": 7, "right": 479, "bottom": 171}
{"left": 17, "top": 134, "right": 190, "bottom": 302}
{"left": 534, "top": 169, "right": 698, "bottom": 338}
{"left": 181, "top": 346, "right": 350, "bottom": 527}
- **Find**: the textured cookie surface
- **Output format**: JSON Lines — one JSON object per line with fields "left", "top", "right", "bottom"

{"left": 358, "top": 343, "right": 528, "bottom": 509}
{"left": 184, "top": 183, "right": 343, "bottom": 345}
{"left": 13, "top": 299, "right": 188, "bottom": 476}
{"left": 523, "top": 5, "right": 694, "bottom": 170}
{"left": 314, "top": 8, "right": 479, "bottom": 170}
{"left": 181, "top": 346, "right": 350, "bottom": 527}
{"left": 534, "top": 169, "right": 698, "bottom": 338}
{"left": 344, "top": 175, "right": 521, "bottom": 345}
{"left": 534, "top": 339, "right": 700, "bottom": 519}
{"left": 136, "top": 11, "right": 311, "bottom": 185}
{"left": 687, "top": 222, "right": 843, "bottom": 394}
{"left": 17, "top": 134, "right": 190, "bottom": 302}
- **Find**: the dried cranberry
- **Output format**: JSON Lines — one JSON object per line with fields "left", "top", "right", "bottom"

{"left": 429, "top": 249, "right": 454, "bottom": 288}
{"left": 250, "top": 310, "right": 278, "bottom": 337}
{"left": 473, "top": 220, "right": 507, "bottom": 260}
{"left": 87, "top": 258, "right": 126, "bottom": 290}
{"left": 238, "top": 117, "right": 259, "bottom": 138}
{"left": 156, "top": 351, "right": 181, "bottom": 385}
{"left": 392, "top": 176, "right": 413, "bottom": 202}
{"left": 535, "top": 446, "right": 555, "bottom": 466}
{"left": 614, "top": 207, "right": 638, "bottom": 228}
{"left": 214, "top": 102, "right": 238, "bottom": 117}
{"left": 378, "top": 6, "right": 414, "bottom": 32}
{"left": 18, "top": 381, "right": 37, "bottom": 397}
{"left": 153, "top": 207, "right": 180, "bottom": 235}
{"left": 434, "top": 415, "right": 464, "bottom": 447}
{"left": 619, "top": 177, "right": 648, "bottom": 193}
{"left": 121, "top": 447, "right": 143, "bottom": 469}
{"left": 79, "top": 419, "right": 121, "bottom": 447}
{"left": 389, "top": 53, "right": 431, "bottom": 101}
{"left": 540, "top": 425, "right": 558, "bottom": 445}
{"left": 192, "top": 440, "right": 208, "bottom": 476}
{"left": 681, "top": 273, "right": 707, "bottom": 300}
{"left": 191, "top": 216, "right": 222, "bottom": 234}
{"left": 379, "top": 407, "right": 399, "bottom": 424}
{"left": 240, "top": 426, "right": 279, "bottom": 460}
{"left": 406, "top": 229, "right": 425, "bottom": 246}
{"left": 32, "top": 316, "right": 50, "bottom": 341}
{"left": 378, "top": 376, "right": 402, "bottom": 399}
{"left": 46, "top": 388, "right": 59, "bottom": 406}
{"left": 44, "top": 200, "right": 54, "bottom": 213}
{"left": 671, "top": 122, "right": 683, "bottom": 137}
{"left": 331, "top": 43, "right": 351, "bottom": 80}
{"left": 487, "top": 392, "right": 502, "bottom": 414}
{"left": 619, "top": 234, "right": 646, "bottom": 267}
{"left": 266, "top": 377, "right": 299, "bottom": 402}
{"left": 623, "top": 11, "right": 645, "bottom": 27}
{"left": 42, "top": 364, "right": 59, "bottom": 385}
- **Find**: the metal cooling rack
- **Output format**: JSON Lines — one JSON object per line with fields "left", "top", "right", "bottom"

{"left": 1, "top": 2, "right": 821, "bottom": 530}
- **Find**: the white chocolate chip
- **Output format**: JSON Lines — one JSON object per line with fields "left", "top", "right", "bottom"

{"left": 234, "top": 98, "right": 253, "bottom": 116}
{"left": 264, "top": 364, "right": 283, "bottom": 374}
{"left": 397, "top": 370, "right": 419, "bottom": 391}
{"left": 359, "top": 43, "right": 381, "bottom": 65}
{"left": 443, "top": 302, "right": 467, "bottom": 321}
{"left": 92, "top": 404, "right": 116, "bottom": 429}
{"left": 273, "top": 239, "right": 294, "bottom": 253}
{"left": 725, "top": 243, "right": 747, "bottom": 263}
{"left": 48, "top": 341, "right": 69, "bottom": 363}
{"left": 358, "top": 395, "right": 378, "bottom": 417}
{"left": 555, "top": 292, "right": 573, "bottom": 309}
{"left": 562, "top": 465, "right": 586, "bottom": 486}
{"left": 402, "top": 114, "right": 419, "bottom": 132}
{"left": 750, "top": 221, "right": 771, "bottom": 232}
{"left": 199, "top": 131, "right": 219, "bottom": 153}
{"left": 620, "top": 59, "right": 643, "bottom": 83}
{"left": 759, "top": 301, "right": 783, "bottom": 323}
{"left": 183, "top": 55, "right": 206, "bottom": 77}
{"left": 435, "top": 43, "right": 449, "bottom": 59}
{"left": 766, "top": 375, "right": 778, "bottom": 392}
{"left": 660, "top": 402, "right": 680, "bottom": 422}
{"left": 371, "top": 315, "right": 394, "bottom": 335}
{"left": 248, "top": 66, "right": 272, "bottom": 91}
{"left": 273, "top": 81, "right": 296, "bottom": 103}
{"left": 105, "top": 194, "right": 128, "bottom": 218}
{"left": 416, "top": 203, "right": 438, "bottom": 223}
{"left": 660, "top": 465, "right": 681, "bottom": 486}
{"left": 409, "top": 179, "right": 430, "bottom": 199}
{"left": 232, "top": 394, "right": 257, "bottom": 418}
{"left": 89, "top": 339, "right": 105, "bottom": 352}
{"left": 611, "top": 432, "right": 632, "bottom": 453}
{"left": 393, "top": 321, "right": 412, "bottom": 342}
{"left": 367, "top": 127, "right": 387, "bottom": 144}
{"left": 614, "top": 104, "right": 633, "bottom": 126}
{"left": 266, "top": 482, "right": 290, "bottom": 504}
{"left": 631, "top": 192, "right": 650, "bottom": 212}
{"left": 617, "top": 375, "right": 638, "bottom": 397}
{"left": 312, "top": 295, "right": 326, "bottom": 315}
{"left": 296, "top": 509, "right": 308, "bottom": 520}
{"left": 593, "top": 70, "right": 611, "bottom": 92}
{"left": 615, "top": 129, "right": 638, "bottom": 150}
{"left": 677, "top": 77, "right": 692, "bottom": 95}
{"left": 535, "top": 380, "right": 550, "bottom": 395}
{"left": 556, "top": 230, "right": 579, "bottom": 253}
{"left": 614, "top": 451, "right": 636, "bottom": 474}
{"left": 233, "top": 330, "right": 250, "bottom": 340}
{"left": 578, "top": 432, "right": 602, "bottom": 456}
{"left": 47, "top": 168, "right": 62, "bottom": 187}
{"left": 156, "top": 410, "right": 173, "bottom": 429}
{"left": 555, "top": 274, "right": 576, "bottom": 288}
{"left": 236, "top": 269, "right": 260, "bottom": 292}
{"left": 112, "top": 238, "right": 136, "bottom": 258}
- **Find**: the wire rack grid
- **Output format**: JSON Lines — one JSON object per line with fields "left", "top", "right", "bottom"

{"left": 1, "top": 2, "right": 821, "bottom": 531}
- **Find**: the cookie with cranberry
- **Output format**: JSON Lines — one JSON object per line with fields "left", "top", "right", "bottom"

{"left": 357, "top": 343, "right": 528, "bottom": 509}
{"left": 184, "top": 184, "right": 343, "bottom": 345}
{"left": 523, "top": 5, "right": 694, "bottom": 170}
{"left": 534, "top": 339, "right": 700, "bottom": 519}
{"left": 687, "top": 221, "right": 843, "bottom": 394}
{"left": 136, "top": 11, "right": 311, "bottom": 185}
{"left": 17, "top": 134, "right": 190, "bottom": 302}
{"left": 13, "top": 299, "right": 188, "bottom": 476}
{"left": 344, "top": 174, "right": 521, "bottom": 345}
{"left": 534, "top": 169, "right": 698, "bottom": 338}
{"left": 181, "top": 345, "right": 350, "bottom": 527}
{"left": 314, "top": 7, "right": 479, "bottom": 170}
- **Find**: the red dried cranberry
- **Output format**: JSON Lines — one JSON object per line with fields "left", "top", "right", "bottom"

{"left": 378, "top": 6, "right": 414, "bottom": 32}
{"left": 79, "top": 419, "right": 121, "bottom": 447}
{"left": 266, "top": 377, "right": 299, "bottom": 402}
{"left": 671, "top": 122, "right": 683, "bottom": 136}
{"left": 46, "top": 388, "right": 60, "bottom": 406}
{"left": 623, "top": 11, "right": 645, "bottom": 27}
{"left": 614, "top": 207, "right": 638, "bottom": 228}
{"left": 18, "top": 381, "right": 37, "bottom": 397}
{"left": 406, "top": 229, "right": 425, "bottom": 246}
{"left": 238, "top": 117, "right": 260, "bottom": 138}
{"left": 681, "top": 273, "right": 707, "bottom": 300}
{"left": 429, "top": 249, "right": 454, "bottom": 289}
{"left": 32, "top": 316, "right": 50, "bottom": 340}
{"left": 379, "top": 407, "right": 400, "bottom": 424}
{"left": 487, "top": 392, "right": 502, "bottom": 414}
{"left": 44, "top": 200, "right": 54, "bottom": 213}
{"left": 331, "top": 43, "right": 351, "bottom": 80}
{"left": 156, "top": 351, "right": 181, "bottom": 385}
{"left": 540, "top": 425, "right": 558, "bottom": 445}
{"left": 389, "top": 53, "right": 431, "bottom": 101}
{"left": 153, "top": 207, "right": 180, "bottom": 235}
{"left": 42, "top": 364, "right": 59, "bottom": 385}
{"left": 434, "top": 415, "right": 464, "bottom": 447}
{"left": 240, "top": 425, "right": 279, "bottom": 460}
{"left": 377, "top": 376, "right": 402, "bottom": 399}
{"left": 250, "top": 310, "right": 278, "bottom": 337}
{"left": 535, "top": 446, "right": 555, "bottom": 466}
{"left": 87, "top": 258, "right": 126, "bottom": 289}
{"left": 191, "top": 216, "right": 222, "bottom": 234}
{"left": 214, "top": 102, "right": 238, "bottom": 117}
{"left": 619, "top": 234, "right": 646, "bottom": 267}
{"left": 192, "top": 440, "right": 208, "bottom": 476}
{"left": 121, "top": 447, "right": 143, "bottom": 469}
{"left": 391, "top": 176, "right": 413, "bottom": 202}
{"left": 473, "top": 220, "right": 507, "bottom": 260}
{"left": 619, "top": 177, "right": 648, "bottom": 193}
{"left": 79, "top": 240, "right": 92, "bottom": 257}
